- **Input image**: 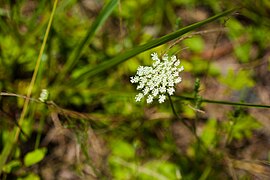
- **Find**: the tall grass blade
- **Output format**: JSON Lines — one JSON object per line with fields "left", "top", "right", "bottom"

{"left": 58, "top": 0, "right": 118, "bottom": 82}
{"left": 0, "top": 0, "right": 59, "bottom": 175}
{"left": 72, "top": 8, "right": 236, "bottom": 84}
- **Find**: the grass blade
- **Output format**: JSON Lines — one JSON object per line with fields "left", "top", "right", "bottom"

{"left": 72, "top": 8, "right": 236, "bottom": 84}
{"left": 0, "top": 0, "right": 59, "bottom": 175}
{"left": 58, "top": 0, "right": 119, "bottom": 82}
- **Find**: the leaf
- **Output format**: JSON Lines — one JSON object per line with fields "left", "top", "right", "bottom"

{"left": 200, "top": 119, "right": 217, "bottom": 148}
{"left": 183, "top": 36, "right": 204, "bottom": 53}
{"left": 230, "top": 115, "right": 261, "bottom": 140}
{"left": 111, "top": 140, "right": 135, "bottom": 159}
{"left": 234, "top": 43, "right": 251, "bottom": 63}
{"left": 219, "top": 69, "right": 254, "bottom": 90}
{"left": 24, "top": 148, "right": 47, "bottom": 167}
{"left": 18, "top": 173, "right": 40, "bottom": 180}
{"left": 2, "top": 160, "right": 21, "bottom": 173}
{"left": 58, "top": 0, "right": 119, "bottom": 82}
{"left": 141, "top": 160, "right": 181, "bottom": 180}
{"left": 72, "top": 8, "right": 236, "bottom": 84}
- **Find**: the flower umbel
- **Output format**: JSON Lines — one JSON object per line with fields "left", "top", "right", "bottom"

{"left": 130, "top": 52, "right": 184, "bottom": 103}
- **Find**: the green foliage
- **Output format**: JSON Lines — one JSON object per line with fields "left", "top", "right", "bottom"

{"left": 226, "top": 18, "right": 253, "bottom": 63}
{"left": 70, "top": 8, "right": 235, "bottom": 84}
{"left": 189, "top": 57, "right": 220, "bottom": 76}
{"left": 2, "top": 160, "right": 21, "bottom": 173}
{"left": 140, "top": 161, "right": 181, "bottom": 180}
{"left": 219, "top": 69, "right": 254, "bottom": 90}
{"left": 109, "top": 156, "right": 181, "bottom": 179}
{"left": 226, "top": 19, "right": 244, "bottom": 39}
{"left": 234, "top": 43, "right": 252, "bottom": 63}
{"left": 200, "top": 119, "right": 217, "bottom": 149}
{"left": 24, "top": 148, "right": 47, "bottom": 167}
{"left": 109, "top": 138, "right": 181, "bottom": 179}
{"left": 58, "top": 0, "right": 119, "bottom": 81}
{"left": 18, "top": 173, "right": 40, "bottom": 180}
{"left": 110, "top": 140, "right": 135, "bottom": 159}
{"left": 183, "top": 36, "right": 204, "bottom": 53}
{"left": 224, "top": 111, "right": 261, "bottom": 141}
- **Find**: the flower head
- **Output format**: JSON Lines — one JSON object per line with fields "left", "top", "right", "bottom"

{"left": 130, "top": 53, "right": 184, "bottom": 103}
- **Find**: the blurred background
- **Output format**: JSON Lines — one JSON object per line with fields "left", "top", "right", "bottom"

{"left": 1, "top": 0, "right": 270, "bottom": 179}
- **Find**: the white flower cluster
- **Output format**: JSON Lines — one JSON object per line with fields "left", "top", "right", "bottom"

{"left": 130, "top": 52, "right": 184, "bottom": 103}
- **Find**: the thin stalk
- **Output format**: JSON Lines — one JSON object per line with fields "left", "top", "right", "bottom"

{"left": 168, "top": 95, "right": 208, "bottom": 153}
{"left": 0, "top": 92, "right": 40, "bottom": 103}
{"left": 175, "top": 95, "right": 270, "bottom": 109}
{"left": 0, "top": 0, "right": 58, "bottom": 175}
{"left": 225, "top": 118, "right": 237, "bottom": 146}
{"left": 167, "top": 95, "right": 193, "bottom": 132}
{"left": 35, "top": 115, "right": 46, "bottom": 149}
{"left": 15, "top": 0, "right": 58, "bottom": 143}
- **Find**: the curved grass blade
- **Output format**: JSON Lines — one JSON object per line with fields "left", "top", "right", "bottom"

{"left": 57, "top": 0, "right": 118, "bottom": 82}
{"left": 72, "top": 8, "right": 236, "bottom": 84}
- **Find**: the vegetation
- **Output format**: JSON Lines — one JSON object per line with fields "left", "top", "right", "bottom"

{"left": 1, "top": 0, "right": 270, "bottom": 179}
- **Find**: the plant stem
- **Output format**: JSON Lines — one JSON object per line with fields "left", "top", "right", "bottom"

{"left": 0, "top": 0, "right": 58, "bottom": 175}
{"left": 168, "top": 94, "right": 192, "bottom": 130}
{"left": 175, "top": 95, "right": 270, "bottom": 109}
{"left": 168, "top": 94, "right": 208, "bottom": 154}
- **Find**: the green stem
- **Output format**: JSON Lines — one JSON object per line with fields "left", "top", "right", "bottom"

{"left": 168, "top": 95, "right": 191, "bottom": 129}
{"left": 0, "top": 0, "right": 58, "bottom": 175}
{"left": 57, "top": 0, "right": 118, "bottom": 83}
{"left": 175, "top": 95, "right": 270, "bottom": 109}
{"left": 168, "top": 95, "right": 208, "bottom": 154}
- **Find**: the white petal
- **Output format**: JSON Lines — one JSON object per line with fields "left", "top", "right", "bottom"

{"left": 135, "top": 93, "right": 144, "bottom": 102}
{"left": 146, "top": 95, "right": 153, "bottom": 104}
{"left": 152, "top": 88, "right": 159, "bottom": 97}
{"left": 174, "top": 60, "right": 180, "bottom": 66}
{"left": 151, "top": 52, "right": 159, "bottom": 61}
{"left": 174, "top": 77, "right": 182, "bottom": 84}
{"left": 158, "top": 94, "right": 166, "bottom": 103}
{"left": 167, "top": 88, "right": 175, "bottom": 95}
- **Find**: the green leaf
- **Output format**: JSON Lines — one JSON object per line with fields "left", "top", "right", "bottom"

{"left": 183, "top": 36, "right": 204, "bottom": 53}
{"left": 190, "top": 57, "right": 220, "bottom": 76}
{"left": 200, "top": 119, "right": 217, "bottom": 148}
{"left": 18, "top": 173, "right": 40, "bottom": 180}
{"left": 219, "top": 69, "right": 254, "bottom": 90}
{"left": 72, "top": 8, "right": 236, "bottom": 84}
{"left": 226, "top": 19, "right": 244, "bottom": 39}
{"left": 234, "top": 43, "right": 251, "bottom": 63}
{"left": 141, "top": 160, "right": 181, "bottom": 180}
{"left": 228, "top": 114, "right": 261, "bottom": 140}
{"left": 58, "top": 0, "right": 119, "bottom": 82}
{"left": 2, "top": 160, "right": 21, "bottom": 173}
{"left": 111, "top": 140, "right": 135, "bottom": 159}
{"left": 24, "top": 148, "right": 47, "bottom": 167}
{"left": 109, "top": 156, "right": 134, "bottom": 179}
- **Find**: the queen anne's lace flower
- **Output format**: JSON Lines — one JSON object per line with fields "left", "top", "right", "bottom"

{"left": 130, "top": 52, "right": 184, "bottom": 103}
